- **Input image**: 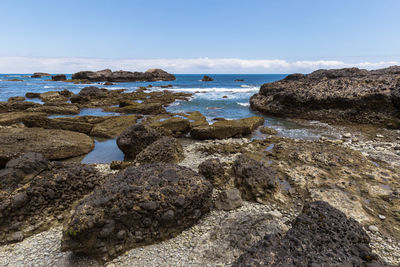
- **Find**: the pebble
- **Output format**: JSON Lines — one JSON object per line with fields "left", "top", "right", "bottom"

{"left": 376, "top": 134, "right": 384, "bottom": 138}
{"left": 369, "top": 225, "right": 379, "bottom": 232}
{"left": 378, "top": 214, "right": 386, "bottom": 220}
{"left": 342, "top": 133, "right": 352, "bottom": 139}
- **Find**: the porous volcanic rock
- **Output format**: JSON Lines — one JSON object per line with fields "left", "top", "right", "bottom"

{"left": 190, "top": 116, "right": 264, "bottom": 140}
{"left": 71, "top": 68, "right": 175, "bottom": 82}
{"left": 116, "top": 123, "right": 162, "bottom": 159}
{"left": 0, "top": 156, "right": 105, "bottom": 244}
{"left": 198, "top": 158, "right": 228, "bottom": 188}
{"left": 147, "top": 117, "right": 191, "bottom": 137}
{"left": 61, "top": 163, "right": 212, "bottom": 262}
{"left": 250, "top": 66, "right": 400, "bottom": 128}
{"left": 0, "top": 128, "right": 94, "bottom": 167}
{"left": 135, "top": 136, "right": 184, "bottom": 164}
{"left": 232, "top": 154, "right": 279, "bottom": 203}
{"left": 233, "top": 201, "right": 389, "bottom": 266}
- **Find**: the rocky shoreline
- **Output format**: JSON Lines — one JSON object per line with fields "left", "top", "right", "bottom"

{"left": 0, "top": 67, "right": 400, "bottom": 266}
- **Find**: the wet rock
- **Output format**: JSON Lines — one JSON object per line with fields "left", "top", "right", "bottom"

{"left": 116, "top": 123, "right": 161, "bottom": 159}
{"left": 198, "top": 158, "right": 227, "bottom": 187}
{"left": 201, "top": 75, "right": 214, "bottom": 82}
{"left": 0, "top": 128, "right": 94, "bottom": 167}
{"left": 233, "top": 201, "right": 388, "bottom": 266}
{"left": 61, "top": 163, "right": 212, "bottom": 262}
{"left": 71, "top": 68, "right": 175, "bottom": 82}
{"left": 51, "top": 74, "right": 67, "bottom": 81}
{"left": 250, "top": 66, "right": 400, "bottom": 128}
{"left": 0, "top": 160, "right": 106, "bottom": 244}
{"left": 190, "top": 116, "right": 264, "bottom": 140}
{"left": 31, "top": 72, "right": 51, "bottom": 78}
{"left": 214, "top": 188, "right": 242, "bottom": 210}
{"left": 90, "top": 115, "right": 138, "bottom": 138}
{"left": 135, "top": 136, "right": 184, "bottom": 164}
{"left": 232, "top": 154, "right": 278, "bottom": 203}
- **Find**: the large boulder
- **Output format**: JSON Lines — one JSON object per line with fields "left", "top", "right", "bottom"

{"left": 90, "top": 115, "right": 138, "bottom": 138}
{"left": 250, "top": 66, "right": 400, "bottom": 128}
{"left": 116, "top": 124, "right": 161, "bottom": 159}
{"left": 0, "top": 128, "right": 94, "bottom": 167}
{"left": 0, "top": 157, "right": 105, "bottom": 244}
{"left": 39, "top": 91, "right": 67, "bottom": 103}
{"left": 198, "top": 158, "right": 227, "bottom": 187}
{"left": 61, "top": 164, "right": 212, "bottom": 261}
{"left": 135, "top": 136, "right": 184, "bottom": 164}
{"left": 190, "top": 116, "right": 264, "bottom": 140}
{"left": 71, "top": 69, "right": 175, "bottom": 82}
{"left": 70, "top": 86, "right": 108, "bottom": 104}
{"left": 232, "top": 154, "right": 279, "bottom": 203}
{"left": 147, "top": 117, "right": 191, "bottom": 137}
{"left": 233, "top": 201, "right": 389, "bottom": 266}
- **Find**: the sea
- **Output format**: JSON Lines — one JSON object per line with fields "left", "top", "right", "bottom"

{"left": 0, "top": 74, "right": 331, "bottom": 163}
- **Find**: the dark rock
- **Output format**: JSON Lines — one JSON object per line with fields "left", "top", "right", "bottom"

{"left": 214, "top": 188, "right": 242, "bottom": 210}
{"left": 0, "top": 152, "right": 50, "bottom": 192}
{"left": 116, "top": 123, "right": 162, "bottom": 159}
{"left": 0, "top": 128, "right": 94, "bottom": 167}
{"left": 147, "top": 117, "right": 191, "bottom": 137}
{"left": 61, "top": 163, "right": 212, "bottom": 262}
{"left": 39, "top": 91, "right": 68, "bottom": 103}
{"left": 71, "top": 68, "right": 175, "bottom": 82}
{"left": 232, "top": 154, "right": 278, "bottom": 203}
{"left": 233, "top": 201, "right": 389, "bottom": 266}
{"left": 109, "top": 161, "right": 134, "bottom": 170}
{"left": 0, "top": 112, "right": 47, "bottom": 126}
{"left": 234, "top": 79, "right": 244, "bottom": 82}
{"left": 90, "top": 115, "right": 138, "bottom": 138}
{"left": 202, "top": 75, "right": 214, "bottom": 82}
{"left": 260, "top": 126, "right": 278, "bottom": 135}
{"left": 26, "top": 104, "right": 80, "bottom": 115}
{"left": 105, "top": 102, "right": 166, "bottom": 115}
{"left": 250, "top": 66, "right": 400, "bottom": 128}
{"left": 70, "top": 86, "right": 107, "bottom": 103}
{"left": 135, "top": 136, "right": 184, "bottom": 164}
{"left": 0, "top": 161, "right": 106, "bottom": 244}
{"left": 51, "top": 74, "right": 67, "bottom": 81}
{"left": 31, "top": 72, "right": 51, "bottom": 78}
{"left": 198, "top": 158, "right": 227, "bottom": 187}
{"left": 8, "top": 96, "right": 25, "bottom": 102}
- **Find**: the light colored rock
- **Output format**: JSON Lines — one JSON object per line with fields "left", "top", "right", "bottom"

{"left": 369, "top": 225, "right": 379, "bottom": 232}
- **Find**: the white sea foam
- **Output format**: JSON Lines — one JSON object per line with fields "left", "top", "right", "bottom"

{"left": 240, "top": 84, "right": 252, "bottom": 88}
{"left": 237, "top": 102, "right": 250, "bottom": 107}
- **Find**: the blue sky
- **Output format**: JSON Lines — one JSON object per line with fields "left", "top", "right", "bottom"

{"left": 1, "top": 0, "right": 399, "bottom": 73}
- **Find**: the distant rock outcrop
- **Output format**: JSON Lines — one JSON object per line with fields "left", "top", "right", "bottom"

{"left": 51, "top": 74, "right": 67, "bottom": 81}
{"left": 250, "top": 66, "right": 400, "bottom": 128}
{"left": 71, "top": 68, "right": 175, "bottom": 82}
{"left": 31, "top": 72, "right": 51, "bottom": 78}
{"left": 201, "top": 75, "right": 214, "bottom": 82}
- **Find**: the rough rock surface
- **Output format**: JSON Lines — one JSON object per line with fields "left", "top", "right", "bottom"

{"left": 232, "top": 154, "right": 279, "bottom": 203}
{"left": 0, "top": 128, "right": 94, "bottom": 167}
{"left": 0, "top": 112, "right": 47, "bottom": 126}
{"left": 190, "top": 116, "right": 264, "bottom": 140}
{"left": 135, "top": 136, "right": 184, "bottom": 164}
{"left": 214, "top": 188, "right": 243, "bottom": 210}
{"left": 71, "top": 69, "right": 175, "bottom": 82}
{"left": 31, "top": 72, "right": 51, "bottom": 78}
{"left": 105, "top": 102, "right": 166, "bottom": 115}
{"left": 116, "top": 123, "right": 162, "bottom": 159}
{"left": 250, "top": 66, "right": 400, "bottom": 128}
{"left": 61, "top": 163, "right": 213, "bottom": 262}
{"left": 90, "top": 115, "right": 138, "bottom": 138}
{"left": 198, "top": 158, "right": 228, "bottom": 187}
{"left": 233, "top": 201, "right": 389, "bottom": 266}
{"left": 0, "top": 155, "right": 105, "bottom": 244}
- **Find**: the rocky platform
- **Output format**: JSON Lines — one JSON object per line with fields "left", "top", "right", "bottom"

{"left": 250, "top": 66, "right": 400, "bottom": 128}
{"left": 71, "top": 69, "right": 175, "bottom": 82}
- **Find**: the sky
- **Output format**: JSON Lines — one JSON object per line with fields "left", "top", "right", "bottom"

{"left": 0, "top": 0, "right": 399, "bottom": 73}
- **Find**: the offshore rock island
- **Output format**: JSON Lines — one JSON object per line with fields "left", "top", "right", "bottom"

{"left": 0, "top": 67, "right": 399, "bottom": 266}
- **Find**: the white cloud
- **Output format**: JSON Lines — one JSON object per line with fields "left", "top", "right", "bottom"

{"left": 0, "top": 56, "right": 398, "bottom": 74}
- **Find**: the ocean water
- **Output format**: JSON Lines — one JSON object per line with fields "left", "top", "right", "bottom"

{"left": 0, "top": 73, "right": 325, "bottom": 163}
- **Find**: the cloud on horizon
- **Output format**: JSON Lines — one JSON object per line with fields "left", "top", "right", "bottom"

{"left": 0, "top": 56, "right": 398, "bottom": 74}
